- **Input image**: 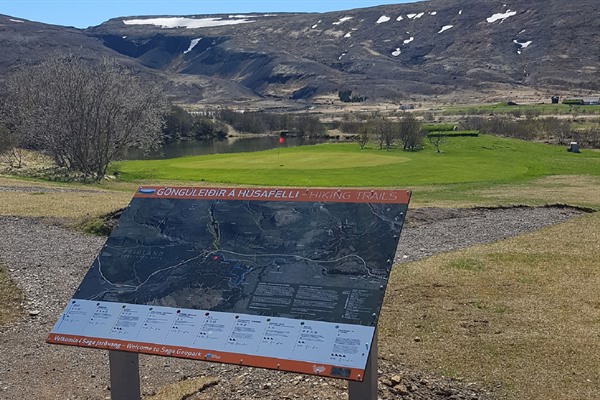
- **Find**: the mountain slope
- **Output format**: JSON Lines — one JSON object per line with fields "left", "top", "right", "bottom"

{"left": 2, "top": 0, "right": 599, "bottom": 105}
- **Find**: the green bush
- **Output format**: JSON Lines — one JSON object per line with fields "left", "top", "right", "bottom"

{"left": 562, "top": 99, "right": 584, "bottom": 105}
{"left": 421, "top": 123, "right": 457, "bottom": 132}
{"left": 427, "top": 130, "right": 479, "bottom": 137}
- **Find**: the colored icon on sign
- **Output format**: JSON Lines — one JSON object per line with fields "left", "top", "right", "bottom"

{"left": 138, "top": 188, "right": 156, "bottom": 194}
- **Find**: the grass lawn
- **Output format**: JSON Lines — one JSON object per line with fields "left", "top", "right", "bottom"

{"left": 0, "top": 176, "right": 133, "bottom": 220}
{"left": 381, "top": 211, "right": 600, "bottom": 400}
{"left": 110, "top": 134, "right": 599, "bottom": 186}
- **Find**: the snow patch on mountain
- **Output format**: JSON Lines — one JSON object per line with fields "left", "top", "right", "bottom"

{"left": 123, "top": 17, "right": 254, "bottom": 29}
{"left": 513, "top": 39, "right": 532, "bottom": 54}
{"left": 487, "top": 10, "right": 517, "bottom": 23}
{"left": 333, "top": 16, "right": 353, "bottom": 25}
{"left": 514, "top": 39, "right": 532, "bottom": 48}
{"left": 184, "top": 38, "right": 202, "bottom": 54}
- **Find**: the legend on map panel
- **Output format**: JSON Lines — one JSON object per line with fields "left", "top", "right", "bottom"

{"left": 48, "top": 299, "right": 374, "bottom": 380}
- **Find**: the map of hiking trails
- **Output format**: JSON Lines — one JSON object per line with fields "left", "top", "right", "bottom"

{"left": 48, "top": 186, "right": 411, "bottom": 381}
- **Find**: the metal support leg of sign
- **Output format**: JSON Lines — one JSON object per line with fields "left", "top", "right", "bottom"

{"left": 348, "top": 330, "right": 378, "bottom": 400}
{"left": 109, "top": 350, "right": 141, "bottom": 400}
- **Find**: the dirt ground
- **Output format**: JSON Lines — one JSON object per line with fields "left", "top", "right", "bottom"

{"left": 0, "top": 200, "right": 587, "bottom": 400}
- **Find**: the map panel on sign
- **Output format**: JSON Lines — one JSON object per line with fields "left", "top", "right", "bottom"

{"left": 48, "top": 187, "right": 410, "bottom": 381}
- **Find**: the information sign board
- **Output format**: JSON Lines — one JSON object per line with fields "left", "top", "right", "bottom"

{"left": 48, "top": 186, "right": 410, "bottom": 381}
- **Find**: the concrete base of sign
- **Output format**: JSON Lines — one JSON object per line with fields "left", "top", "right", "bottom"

{"left": 348, "top": 330, "right": 378, "bottom": 400}
{"left": 109, "top": 350, "right": 141, "bottom": 400}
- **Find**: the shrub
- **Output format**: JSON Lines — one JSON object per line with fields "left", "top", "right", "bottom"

{"left": 562, "top": 99, "right": 584, "bottom": 105}
{"left": 427, "top": 130, "right": 479, "bottom": 137}
{"left": 421, "top": 123, "right": 457, "bottom": 132}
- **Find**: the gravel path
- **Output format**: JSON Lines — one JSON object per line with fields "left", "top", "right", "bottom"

{"left": 0, "top": 206, "right": 588, "bottom": 400}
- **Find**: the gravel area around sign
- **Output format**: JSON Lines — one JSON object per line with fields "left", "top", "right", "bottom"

{"left": 0, "top": 205, "right": 589, "bottom": 400}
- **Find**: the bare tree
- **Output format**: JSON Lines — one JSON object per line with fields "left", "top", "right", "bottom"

{"left": 368, "top": 116, "right": 395, "bottom": 150}
{"left": 0, "top": 124, "right": 23, "bottom": 168}
{"left": 3, "top": 54, "right": 169, "bottom": 180}
{"left": 398, "top": 112, "right": 423, "bottom": 150}
{"left": 539, "top": 117, "right": 572, "bottom": 145}
{"left": 580, "top": 120, "right": 600, "bottom": 148}
{"left": 294, "top": 114, "right": 324, "bottom": 138}
{"left": 356, "top": 129, "right": 369, "bottom": 149}
{"left": 427, "top": 133, "right": 446, "bottom": 153}
{"left": 0, "top": 124, "right": 14, "bottom": 155}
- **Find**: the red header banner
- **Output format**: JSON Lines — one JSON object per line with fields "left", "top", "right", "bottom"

{"left": 136, "top": 186, "right": 411, "bottom": 204}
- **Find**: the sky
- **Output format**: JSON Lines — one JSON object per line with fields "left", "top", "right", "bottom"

{"left": 0, "top": 0, "right": 420, "bottom": 29}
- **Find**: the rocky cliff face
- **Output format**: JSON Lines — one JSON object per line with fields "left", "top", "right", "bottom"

{"left": 1, "top": 0, "right": 598, "bottom": 105}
